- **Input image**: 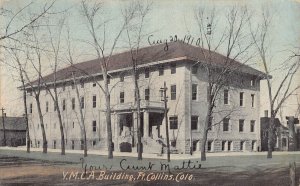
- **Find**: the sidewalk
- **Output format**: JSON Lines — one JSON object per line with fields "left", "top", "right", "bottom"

{"left": 1, "top": 146, "right": 300, "bottom": 160}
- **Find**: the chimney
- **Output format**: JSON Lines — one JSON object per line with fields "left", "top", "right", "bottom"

{"left": 264, "top": 110, "right": 268, "bottom": 117}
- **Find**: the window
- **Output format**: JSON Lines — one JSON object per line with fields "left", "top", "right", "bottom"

{"left": 191, "top": 116, "right": 198, "bottom": 130}
{"left": 251, "top": 79, "right": 255, "bottom": 87}
{"left": 208, "top": 117, "right": 212, "bottom": 131}
{"left": 92, "top": 120, "right": 96, "bottom": 132}
{"left": 80, "top": 82, "right": 84, "bottom": 88}
{"left": 240, "top": 92, "right": 244, "bottom": 106}
{"left": 120, "top": 74, "right": 124, "bottom": 82}
{"left": 93, "top": 95, "right": 96, "bottom": 108}
{"left": 228, "top": 141, "right": 232, "bottom": 151}
{"left": 251, "top": 94, "right": 255, "bottom": 107}
{"left": 222, "top": 141, "right": 226, "bottom": 151}
{"left": 72, "top": 122, "right": 75, "bottom": 129}
{"left": 145, "top": 88, "right": 150, "bottom": 101}
{"left": 93, "top": 82, "right": 97, "bottom": 87}
{"left": 80, "top": 97, "right": 84, "bottom": 109}
{"left": 207, "top": 141, "right": 213, "bottom": 152}
{"left": 62, "top": 84, "right": 66, "bottom": 91}
{"left": 81, "top": 140, "right": 84, "bottom": 150}
{"left": 145, "top": 68, "right": 150, "bottom": 78}
{"left": 250, "top": 120, "right": 255, "bottom": 132}
{"left": 240, "top": 141, "right": 244, "bottom": 151}
{"left": 170, "top": 63, "right": 176, "bottom": 74}
{"left": 72, "top": 98, "right": 75, "bottom": 110}
{"left": 46, "top": 101, "right": 49, "bottom": 112}
{"left": 170, "top": 85, "right": 176, "bottom": 100}
{"left": 71, "top": 82, "right": 75, "bottom": 89}
{"left": 239, "top": 119, "right": 244, "bottom": 132}
{"left": 192, "top": 65, "right": 198, "bottom": 74}
{"left": 252, "top": 141, "right": 256, "bottom": 151}
{"left": 54, "top": 102, "right": 57, "bottom": 111}
{"left": 53, "top": 140, "right": 56, "bottom": 149}
{"left": 71, "top": 140, "right": 75, "bottom": 150}
{"left": 29, "top": 103, "right": 32, "bottom": 113}
{"left": 120, "top": 92, "right": 125, "bottom": 103}
{"left": 192, "top": 84, "right": 197, "bottom": 100}
{"left": 159, "top": 65, "right": 164, "bottom": 76}
{"left": 92, "top": 140, "right": 96, "bottom": 147}
{"left": 171, "top": 140, "right": 176, "bottom": 148}
{"left": 107, "top": 76, "right": 110, "bottom": 84}
{"left": 62, "top": 99, "right": 66, "bottom": 111}
{"left": 224, "top": 89, "right": 229, "bottom": 105}
{"left": 170, "top": 116, "right": 178, "bottom": 129}
{"left": 223, "top": 118, "right": 229, "bottom": 131}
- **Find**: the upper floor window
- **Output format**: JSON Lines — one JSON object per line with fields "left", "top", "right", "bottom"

{"left": 170, "top": 63, "right": 176, "bottom": 74}
{"left": 208, "top": 117, "right": 213, "bottom": 131}
{"left": 29, "top": 103, "right": 33, "bottom": 113}
{"left": 54, "top": 102, "right": 57, "bottom": 111}
{"left": 170, "top": 85, "right": 176, "bottom": 100}
{"left": 46, "top": 101, "right": 49, "bottom": 112}
{"left": 92, "top": 120, "right": 97, "bottom": 132}
{"left": 120, "top": 74, "right": 124, "bottom": 82}
{"left": 240, "top": 92, "right": 244, "bottom": 106}
{"left": 107, "top": 76, "right": 110, "bottom": 84}
{"left": 251, "top": 79, "right": 256, "bottom": 87}
{"left": 62, "top": 99, "right": 66, "bottom": 111}
{"left": 251, "top": 94, "right": 255, "bottom": 108}
{"left": 192, "top": 65, "right": 198, "bottom": 74}
{"left": 80, "top": 97, "right": 84, "bottom": 109}
{"left": 224, "top": 89, "right": 229, "bottom": 105}
{"left": 93, "top": 95, "right": 97, "bottom": 108}
{"left": 239, "top": 119, "right": 244, "bottom": 132}
{"left": 93, "top": 82, "right": 97, "bottom": 87}
{"left": 145, "top": 88, "right": 150, "bottom": 101}
{"left": 120, "top": 92, "right": 125, "bottom": 103}
{"left": 145, "top": 68, "right": 150, "bottom": 78}
{"left": 250, "top": 120, "right": 255, "bottom": 132}
{"left": 170, "top": 116, "right": 178, "bottom": 129}
{"left": 159, "top": 65, "right": 164, "bottom": 76}
{"left": 223, "top": 118, "right": 229, "bottom": 131}
{"left": 72, "top": 98, "right": 75, "bottom": 110}
{"left": 192, "top": 84, "right": 197, "bottom": 100}
{"left": 191, "top": 116, "right": 198, "bottom": 130}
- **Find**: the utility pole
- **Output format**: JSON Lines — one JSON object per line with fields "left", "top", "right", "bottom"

{"left": 1, "top": 108, "right": 6, "bottom": 146}
{"left": 160, "top": 82, "right": 170, "bottom": 162}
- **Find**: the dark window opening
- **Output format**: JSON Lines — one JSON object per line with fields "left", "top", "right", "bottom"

{"left": 170, "top": 63, "right": 176, "bottom": 74}
{"left": 171, "top": 85, "right": 176, "bottom": 100}
{"left": 170, "top": 116, "right": 178, "bottom": 129}
{"left": 191, "top": 116, "right": 198, "bottom": 130}
{"left": 239, "top": 119, "right": 244, "bottom": 132}
{"left": 120, "top": 92, "right": 125, "bottom": 103}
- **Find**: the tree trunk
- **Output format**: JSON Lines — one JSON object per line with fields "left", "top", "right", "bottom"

{"left": 54, "top": 89, "right": 65, "bottom": 155}
{"left": 35, "top": 96, "right": 47, "bottom": 153}
{"left": 135, "top": 81, "right": 142, "bottom": 160}
{"left": 201, "top": 107, "right": 212, "bottom": 161}
{"left": 20, "top": 70, "right": 30, "bottom": 153}
{"left": 267, "top": 115, "right": 275, "bottom": 158}
{"left": 101, "top": 64, "right": 113, "bottom": 159}
{"left": 105, "top": 85, "right": 113, "bottom": 159}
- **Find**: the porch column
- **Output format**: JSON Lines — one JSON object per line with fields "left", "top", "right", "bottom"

{"left": 144, "top": 111, "right": 149, "bottom": 137}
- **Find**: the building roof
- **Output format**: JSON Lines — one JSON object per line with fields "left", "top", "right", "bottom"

{"left": 28, "top": 42, "right": 267, "bottom": 87}
{"left": 0, "top": 117, "right": 26, "bottom": 131}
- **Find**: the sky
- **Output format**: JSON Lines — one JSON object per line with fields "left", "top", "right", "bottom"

{"left": 0, "top": 0, "right": 299, "bottom": 121}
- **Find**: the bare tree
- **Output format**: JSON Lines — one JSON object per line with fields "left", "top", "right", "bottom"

{"left": 249, "top": 10, "right": 300, "bottom": 158}
{"left": 80, "top": 0, "right": 135, "bottom": 159}
{"left": 194, "top": 6, "right": 255, "bottom": 161}
{"left": 124, "top": 1, "right": 152, "bottom": 160}
{"left": 22, "top": 26, "right": 48, "bottom": 153}
{"left": 0, "top": 1, "right": 55, "bottom": 46}
{"left": 3, "top": 43, "right": 31, "bottom": 153}
{"left": 40, "top": 17, "right": 66, "bottom": 155}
